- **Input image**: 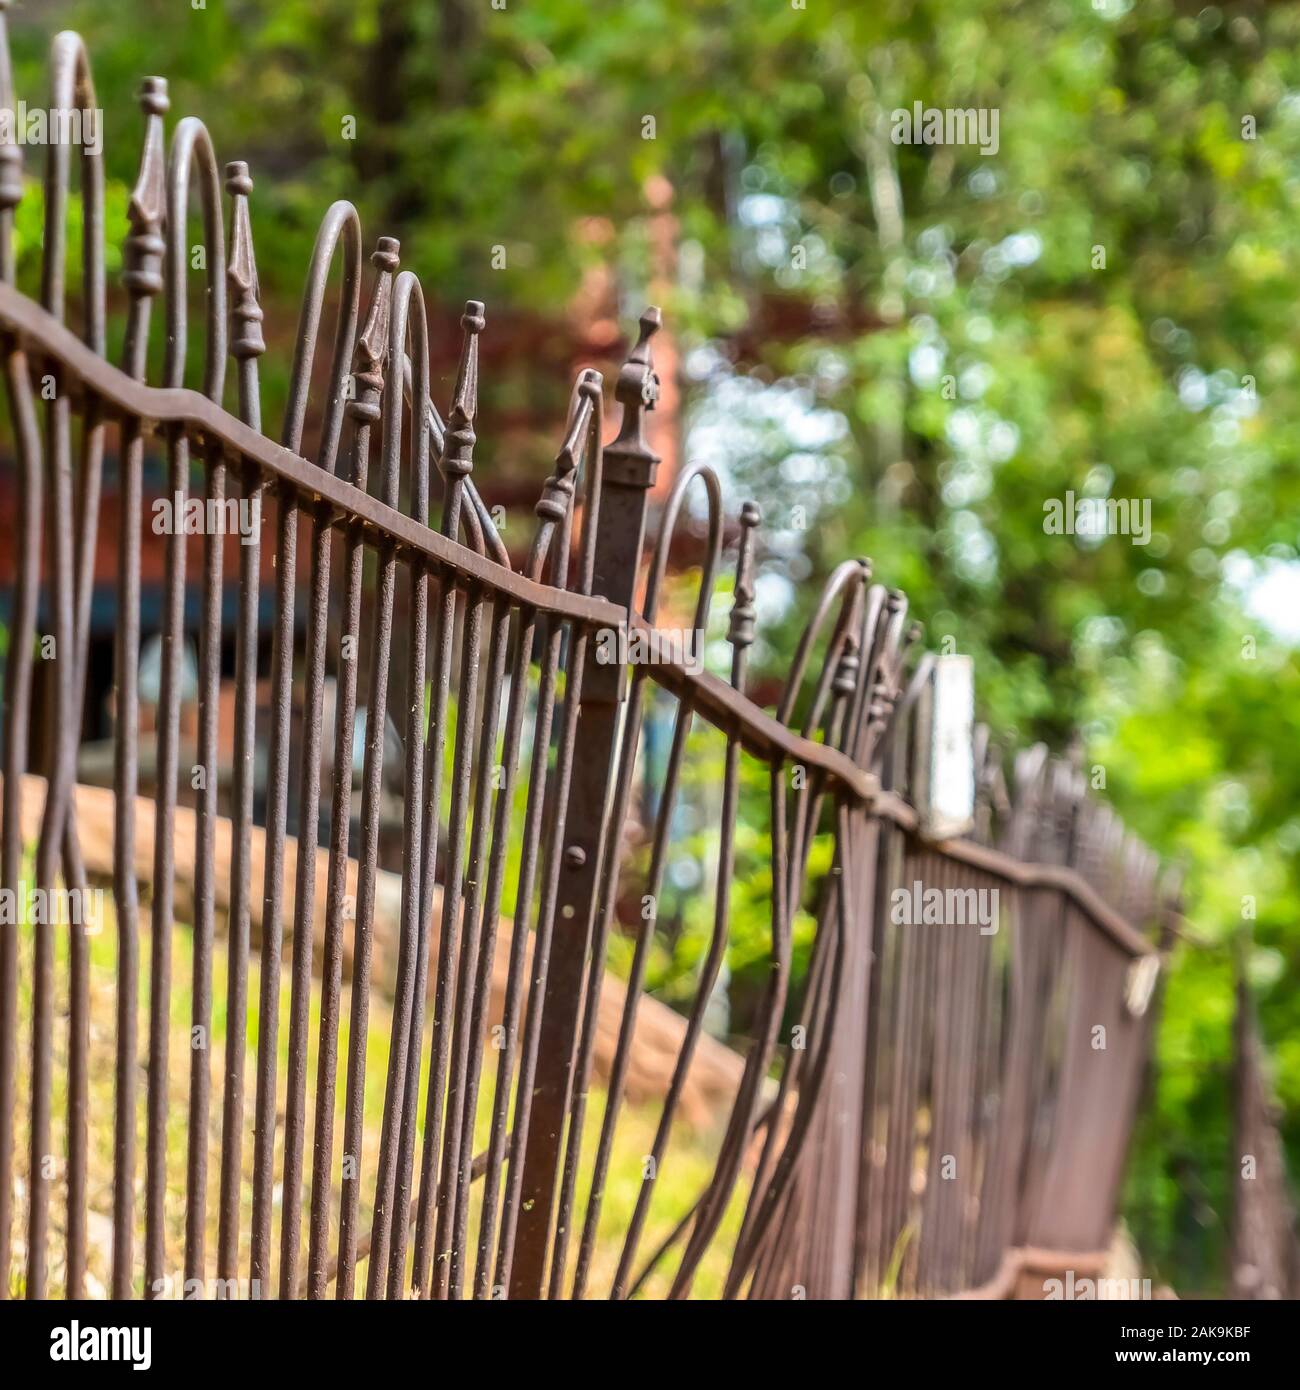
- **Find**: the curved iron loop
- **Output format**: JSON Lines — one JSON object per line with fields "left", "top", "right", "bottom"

{"left": 641, "top": 458, "right": 724, "bottom": 631}
{"left": 27, "top": 28, "right": 108, "bottom": 1299}
{"left": 855, "top": 595, "right": 919, "bottom": 772}
{"left": 43, "top": 30, "right": 105, "bottom": 347}
{"left": 775, "top": 557, "right": 871, "bottom": 730}
{"left": 281, "top": 199, "right": 362, "bottom": 465}
{"left": 165, "top": 115, "right": 227, "bottom": 399}
{"left": 384, "top": 270, "right": 432, "bottom": 516}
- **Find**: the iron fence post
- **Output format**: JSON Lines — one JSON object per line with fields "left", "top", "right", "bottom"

{"left": 509, "top": 309, "right": 662, "bottom": 1298}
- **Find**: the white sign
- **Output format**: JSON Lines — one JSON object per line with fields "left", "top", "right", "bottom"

{"left": 915, "top": 654, "right": 975, "bottom": 840}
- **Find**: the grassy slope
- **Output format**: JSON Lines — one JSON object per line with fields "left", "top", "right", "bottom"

{"left": 7, "top": 884, "right": 747, "bottom": 1299}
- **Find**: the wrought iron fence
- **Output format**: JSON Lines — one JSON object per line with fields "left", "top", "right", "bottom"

{"left": 0, "top": 19, "right": 1173, "bottom": 1300}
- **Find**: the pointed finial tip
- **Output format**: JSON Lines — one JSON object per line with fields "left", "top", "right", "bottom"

{"left": 640, "top": 306, "right": 662, "bottom": 336}
{"left": 224, "top": 160, "right": 253, "bottom": 197}
{"left": 577, "top": 366, "right": 602, "bottom": 399}
{"left": 739, "top": 500, "right": 761, "bottom": 529}
{"left": 371, "top": 235, "right": 400, "bottom": 273}
{"left": 139, "top": 76, "right": 169, "bottom": 115}
{"left": 462, "top": 299, "right": 486, "bottom": 334}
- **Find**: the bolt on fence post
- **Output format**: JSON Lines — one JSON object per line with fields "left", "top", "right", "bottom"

{"left": 508, "top": 308, "right": 663, "bottom": 1299}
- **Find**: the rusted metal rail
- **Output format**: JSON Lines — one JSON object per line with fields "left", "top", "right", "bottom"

{"left": 0, "top": 18, "right": 1171, "bottom": 1300}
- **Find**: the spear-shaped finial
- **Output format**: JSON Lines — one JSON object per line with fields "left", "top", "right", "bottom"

{"left": 834, "top": 627, "right": 861, "bottom": 701}
{"left": 602, "top": 306, "right": 662, "bottom": 488}
{"left": 123, "top": 76, "right": 169, "bottom": 301}
{"left": 727, "top": 501, "right": 761, "bottom": 670}
{"left": 0, "top": 0, "right": 23, "bottom": 216}
{"left": 345, "top": 235, "right": 400, "bottom": 426}
{"left": 535, "top": 367, "right": 602, "bottom": 525}
{"left": 442, "top": 298, "right": 485, "bottom": 480}
{"left": 224, "top": 161, "right": 264, "bottom": 362}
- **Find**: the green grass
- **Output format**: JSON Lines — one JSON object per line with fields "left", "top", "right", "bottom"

{"left": 6, "top": 873, "right": 748, "bottom": 1299}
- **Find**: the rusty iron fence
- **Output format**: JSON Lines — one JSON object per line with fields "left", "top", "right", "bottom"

{"left": 0, "top": 20, "right": 1174, "bottom": 1300}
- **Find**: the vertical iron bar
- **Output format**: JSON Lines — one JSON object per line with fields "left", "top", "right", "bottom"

{"left": 184, "top": 445, "right": 225, "bottom": 1288}
{"left": 334, "top": 270, "right": 409, "bottom": 1300}
{"left": 306, "top": 236, "right": 399, "bottom": 1298}
{"left": 509, "top": 308, "right": 662, "bottom": 1299}
{"left": 110, "top": 76, "right": 168, "bottom": 1297}
{"left": 216, "top": 162, "right": 265, "bottom": 1290}
{"left": 366, "top": 272, "right": 431, "bottom": 1296}
{"left": 146, "top": 113, "right": 227, "bottom": 1299}
{"left": 278, "top": 201, "right": 362, "bottom": 1299}
{"left": 407, "top": 301, "right": 486, "bottom": 1297}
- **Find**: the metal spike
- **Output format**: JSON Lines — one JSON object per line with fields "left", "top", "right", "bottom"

{"left": 442, "top": 299, "right": 485, "bottom": 479}
{"left": 727, "top": 500, "right": 761, "bottom": 655}
{"left": 346, "top": 235, "right": 400, "bottom": 424}
{"left": 535, "top": 368, "right": 601, "bottom": 524}
{"left": 602, "top": 306, "right": 661, "bottom": 486}
{"left": 224, "top": 161, "right": 264, "bottom": 361}
{"left": 123, "top": 77, "right": 169, "bottom": 300}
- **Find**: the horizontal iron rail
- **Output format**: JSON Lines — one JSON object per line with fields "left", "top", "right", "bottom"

{"left": 0, "top": 284, "right": 1155, "bottom": 965}
{"left": 0, "top": 281, "right": 880, "bottom": 802}
{"left": 873, "top": 790, "right": 1157, "bottom": 959}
